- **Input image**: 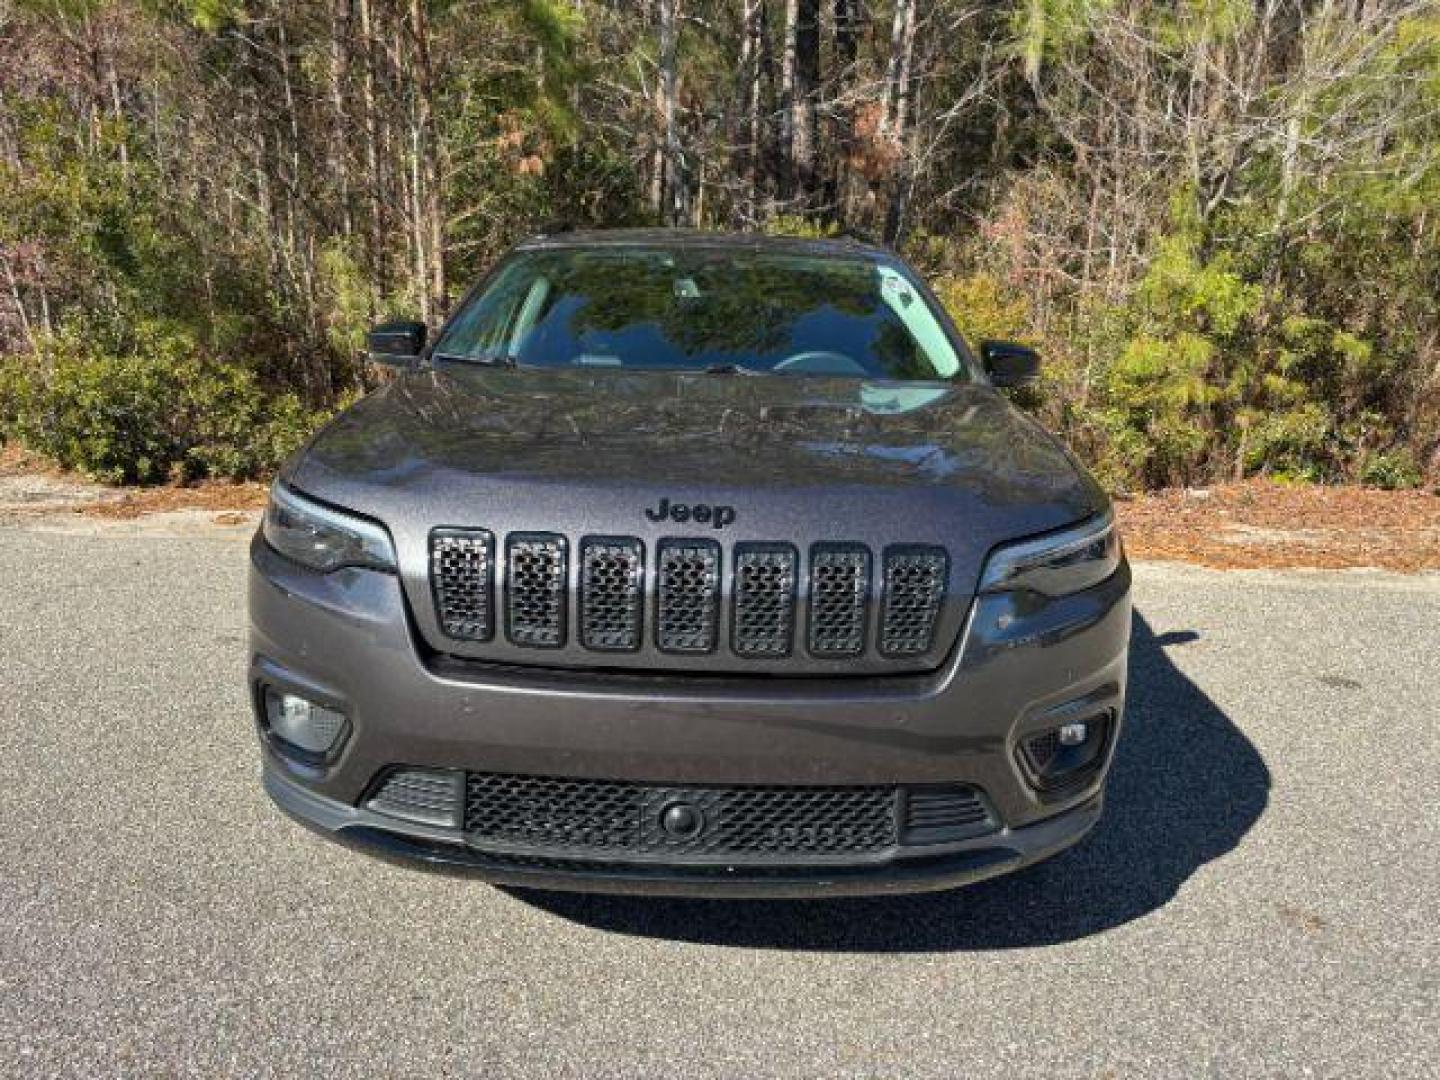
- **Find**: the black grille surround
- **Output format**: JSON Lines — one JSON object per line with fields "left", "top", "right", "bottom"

{"left": 430, "top": 528, "right": 494, "bottom": 642}
{"left": 505, "top": 533, "right": 567, "bottom": 648}
{"left": 460, "top": 770, "right": 995, "bottom": 865}
{"left": 428, "top": 532, "right": 954, "bottom": 669}
{"left": 880, "top": 545, "right": 950, "bottom": 657}
{"left": 579, "top": 537, "right": 644, "bottom": 651}
{"left": 808, "top": 544, "right": 872, "bottom": 658}
{"left": 654, "top": 539, "right": 722, "bottom": 653}
{"left": 731, "top": 543, "right": 798, "bottom": 658}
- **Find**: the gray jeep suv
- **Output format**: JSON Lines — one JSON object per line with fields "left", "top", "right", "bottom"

{"left": 249, "top": 229, "right": 1130, "bottom": 896}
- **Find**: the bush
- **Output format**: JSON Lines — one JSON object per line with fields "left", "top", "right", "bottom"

{"left": 4, "top": 323, "right": 330, "bottom": 483}
{"left": 1359, "top": 449, "right": 1422, "bottom": 490}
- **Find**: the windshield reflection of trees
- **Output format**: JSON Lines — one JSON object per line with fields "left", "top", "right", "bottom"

{"left": 508, "top": 252, "right": 934, "bottom": 381}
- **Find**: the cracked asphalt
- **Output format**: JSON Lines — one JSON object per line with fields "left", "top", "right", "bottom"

{"left": 0, "top": 523, "right": 1436, "bottom": 1077}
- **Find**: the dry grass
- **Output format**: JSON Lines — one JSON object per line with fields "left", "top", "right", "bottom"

{"left": 1116, "top": 480, "right": 1440, "bottom": 571}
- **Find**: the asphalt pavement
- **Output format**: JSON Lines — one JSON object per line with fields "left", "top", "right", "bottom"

{"left": 0, "top": 522, "right": 1436, "bottom": 1077}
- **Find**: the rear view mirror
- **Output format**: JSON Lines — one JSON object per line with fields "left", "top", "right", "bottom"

{"left": 980, "top": 340, "right": 1041, "bottom": 387}
{"left": 368, "top": 321, "right": 427, "bottom": 368}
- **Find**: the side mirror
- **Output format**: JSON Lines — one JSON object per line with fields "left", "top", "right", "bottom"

{"left": 980, "top": 340, "right": 1040, "bottom": 387}
{"left": 367, "top": 320, "right": 427, "bottom": 367}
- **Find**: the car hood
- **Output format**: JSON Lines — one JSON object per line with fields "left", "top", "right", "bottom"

{"left": 287, "top": 366, "right": 1106, "bottom": 675}
{"left": 291, "top": 365, "right": 1102, "bottom": 514}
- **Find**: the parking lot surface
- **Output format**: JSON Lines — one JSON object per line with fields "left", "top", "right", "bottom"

{"left": 1, "top": 524, "right": 1436, "bottom": 1077}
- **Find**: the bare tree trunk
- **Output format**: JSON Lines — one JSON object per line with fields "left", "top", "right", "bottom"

{"left": 657, "top": 0, "right": 683, "bottom": 225}
{"left": 779, "top": 0, "right": 797, "bottom": 199}
{"left": 356, "top": 0, "right": 386, "bottom": 299}
{"left": 330, "top": 0, "right": 354, "bottom": 239}
{"left": 790, "top": 0, "right": 820, "bottom": 205}
{"left": 410, "top": 0, "right": 445, "bottom": 316}
{"left": 829, "top": 0, "right": 860, "bottom": 222}
{"left": 881, "top": 0, "right": 918, "bottom": 243}
{"left": 734, "top": 0, "right": 764, "bottom": 226}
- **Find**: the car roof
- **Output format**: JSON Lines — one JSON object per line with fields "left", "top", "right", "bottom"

{"left": 514, "top": 227, "right": 893, "bottom": 261}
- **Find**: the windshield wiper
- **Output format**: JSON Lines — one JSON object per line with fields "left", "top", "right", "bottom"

{"left": 699, "top": 363, "right": 763, "bottom": 376}
{"left": 432, "top": 351, "right": 518, "bottom": 367}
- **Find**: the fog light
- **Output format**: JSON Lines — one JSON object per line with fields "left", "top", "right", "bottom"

{"left": 1018, "top": 710, "right": 1112, "bottom": 792}
{"left": 263, "top": 689, "right": 347, "bottom": 756}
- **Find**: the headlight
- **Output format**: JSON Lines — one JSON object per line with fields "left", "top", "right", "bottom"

{"left": 262, "top": 482, "right": 396, "bottom": 573}
{"left": 978, "top": 511, "right": 1120, "bottom": 598}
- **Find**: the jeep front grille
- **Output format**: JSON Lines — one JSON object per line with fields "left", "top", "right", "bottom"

{"left": 655, "top": 539, "right": 721, "bottom": 653}
{"left": 428, "top": 532, "right": 951, "bottom": 665}
{"left": 579, "top": 537, "right": 644, "bottom": 651}
{"left": 430, "top": 528, "right": 494, "bottom": 641}
{"left": 880, "top": 547, "right": 949, "bottom": 656}
{"left": 505, "top": 533, "right": 567, "bottom": 648}
{"left": 807, "top": 544, "right": 872, "bottom": 658}
{"left": 732, "top": 543, "right": 798, "bottom": 657}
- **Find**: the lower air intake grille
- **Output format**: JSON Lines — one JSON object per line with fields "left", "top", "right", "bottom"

{"left": 430, "top": 529, "right": 494, "bottom": 641}
{"left": 880, "top": 547, "right": 949, "bottom": 656}
{"left": 580, "top": 537, "right": 644, "bottom": 651}
{"left": 366, "top": 767, "right": 465, "bottom": 828}
{"left": 732, "top": 544, "right": 798, "bottom": 657}
{"left": 655, "top": 539, "right": 721, "bottom": 653}
{"left": 463, "top": 772, "right": 911, "bottom": 859}
{"left": 506, "top": 533, "right": 567, "bottom": 648}
{"left": 901, "top": 787, "right": 994, "bottom": 844}
{"left": 808, "top": 544, "right": 872, "bottom": 657}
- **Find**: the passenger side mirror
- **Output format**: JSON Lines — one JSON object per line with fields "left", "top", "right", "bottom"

{"left": 980, "top": 340, "right": 1041, "bottom": 387}
{"left": 367, "top": 320, "right": 427, "bottom": 368}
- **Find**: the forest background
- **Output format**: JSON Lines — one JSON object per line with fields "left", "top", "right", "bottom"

{"left": 1, "top": 0, "right": 1437, "bottom": 492}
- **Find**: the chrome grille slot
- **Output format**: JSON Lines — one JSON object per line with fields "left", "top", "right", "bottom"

{"left": 732, "top": 543, "right": 798, "bottom": 657}
{"left": 579, "top": 537, "right": 644, "bottom": 651}
{"left": 880, "top": 546, "right": 949, "bottom": 656}
{"left": 505, "top": 533, "right": 568, "bottom": 648}
{"left": 807, "top": 544, "right": 871, "bottom": 657}
{"left": 430, "top": 528, "right": 494, "bottom": 642}
{"left": 655, "top": 539, "right": 721, "bottom": 653}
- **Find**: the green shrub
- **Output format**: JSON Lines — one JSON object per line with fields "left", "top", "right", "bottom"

{"left": 1359, "top": 449, "right": 1422, "bottom": 490}
{"left": 1242, "top": 403, "right": 1333, "bottom": 479}
{"left": 6, "top": 322, "right": 330, "bottom": 483}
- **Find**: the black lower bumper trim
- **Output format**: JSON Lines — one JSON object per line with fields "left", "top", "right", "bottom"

{"left": 265, "top": 765, "right": 1103, "bottom": 897}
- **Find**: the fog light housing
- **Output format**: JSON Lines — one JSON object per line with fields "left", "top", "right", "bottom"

{"left": 1018, "top": 710, "right": 1113, "bottom": 792}
{"left": 262, "top": 688, "right": 348, "bottom": 759}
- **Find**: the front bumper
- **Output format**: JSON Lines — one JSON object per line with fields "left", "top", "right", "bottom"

{"left": 265, "top": 764, "right": 1104, "bottom": 897}
{"left": 249, "top": 534, "right": 1130, "bottom": 896}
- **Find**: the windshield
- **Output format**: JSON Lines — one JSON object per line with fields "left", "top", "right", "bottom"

{"left": 433, "top": 247, "right": 968, "bottom": 381}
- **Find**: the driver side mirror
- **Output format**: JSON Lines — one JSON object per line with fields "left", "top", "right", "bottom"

{"left": 980, "top": 340, "right": 1041, "bottom": 387}
{"left": 368, "top": 320, "right": 427, "bottom": 368}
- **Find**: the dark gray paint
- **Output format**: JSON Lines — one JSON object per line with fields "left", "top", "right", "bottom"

{"left": 251, "top": 230, "right": 1130, "bottom": 894}
{"left": 288, "top": 367, "right": 1104, "bottom": 674}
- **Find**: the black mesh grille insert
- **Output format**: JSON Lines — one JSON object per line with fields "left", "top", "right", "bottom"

{"left": 463, "top": 772, "right": 910, "bottom": 859}
{"left": 366, "top": 767, "right": 464, "bottom": 828}
{"left": 579, "top": 537, "right": 644, "bottom": 651}
{"left": 901, "top": 786, "right": 994, "bottom": 844}
{"left": 732, "top": 543, "right": 798, "bottom": 657}
{"left": 655, "top": 539, "right": 720, "bottom": 653}
{"left": 505, "top": 533, "right": 567, "bottom": 648}
{"left": 430, "top": 529, "right": 494, "bottom": 641}
{"left": 880, "top": 546, "right": 949, "bottom": 656}
{"left": 807, "top": 544, "right": 872, "bottom": 657}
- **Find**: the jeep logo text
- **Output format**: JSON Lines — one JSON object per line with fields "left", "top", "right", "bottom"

{"left": 644, "top": 497, "right": 736, "bottom": 530}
